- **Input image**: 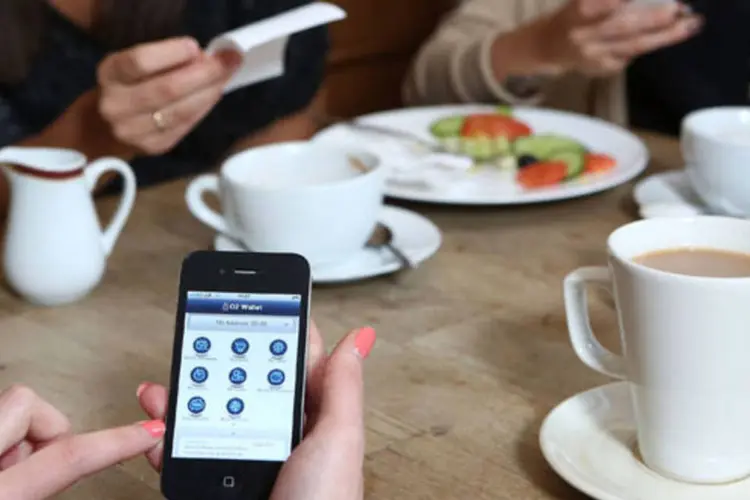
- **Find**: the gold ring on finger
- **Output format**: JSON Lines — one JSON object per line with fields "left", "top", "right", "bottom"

{"left": 152, "top": 110, "right": 168, "bottom": 131}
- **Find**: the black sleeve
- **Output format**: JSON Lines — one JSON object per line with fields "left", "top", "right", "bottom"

{"left": 177, "top": 0, "right": 329, "bottom": 164}
{"left": 627, "top": 0, "right": 750, "bottom": 135}
{"left": 0, "top": 91, "right": 30, "bottom": 147}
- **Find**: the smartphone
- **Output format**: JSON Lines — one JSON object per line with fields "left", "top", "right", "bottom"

{"left": 161, "top": 251, "right": 311, "bottom": 500}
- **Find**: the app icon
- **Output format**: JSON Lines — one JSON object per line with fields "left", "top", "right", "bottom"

{"left": 231, "top": 338, "right": 249, "bottom": 355}
{"left": 228, "top": 367, "right": 247, "bottom": 385}
{"left": 190, "top": 366, "right": 209, "bottom": 384}
{"left": 187, "top": 396, "right": 206, "bottom": 414}
{"left": 193, "top": 337, "right": 211, "bottom": 354}
{"left": 267, "top": 369, "right": 285, "bottom": 386}
{"left": 269, "top": 339, "right": 288, "bottom": 357}
{"left": 226, "top": 397, "right": 245, "bottom": 416}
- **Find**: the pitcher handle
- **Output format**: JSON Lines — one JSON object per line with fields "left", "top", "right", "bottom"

{"left": 84, "top": 158, "right": 137, "bottom": 256}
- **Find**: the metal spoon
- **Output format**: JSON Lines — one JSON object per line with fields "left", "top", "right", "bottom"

{"left": 367, "top": 224, "right": 415, "bottom": 270}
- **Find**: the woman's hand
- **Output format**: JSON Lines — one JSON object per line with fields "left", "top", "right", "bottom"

{"left": 0, "top": 385, "right": 165, "bottom": 500}
{"left": 97, "top": 36, "right": 241, "bottom": 156}
{"left": 138, "top": 322, "right": 376, "bottom": 500}
{"left": 543, "top": 0, "right": 703, "bottom": 76}
{"left": 270, "top": 324, "right": 375, "bottom": 500}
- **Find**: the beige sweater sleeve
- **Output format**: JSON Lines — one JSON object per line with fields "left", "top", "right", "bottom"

{"left": 403, "top": 0, "right": 561, "bottom": 106}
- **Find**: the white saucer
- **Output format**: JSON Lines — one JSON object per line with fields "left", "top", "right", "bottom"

{"left": 632, "top": 170, "right": 709, "bottom": 219}
{"left": 540, "top": 382, "right": 750, "bottom": 500}
{"left": 214, "top": 205, "right": 442, "bottom": 284}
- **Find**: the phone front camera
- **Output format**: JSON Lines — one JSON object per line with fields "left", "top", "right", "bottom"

{"left": 219, "top": 268, "right": 226, "bottom": 275}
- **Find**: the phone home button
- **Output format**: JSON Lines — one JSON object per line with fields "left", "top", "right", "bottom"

{"left": 222, "top": 476, "right": 235, "bottom": 488}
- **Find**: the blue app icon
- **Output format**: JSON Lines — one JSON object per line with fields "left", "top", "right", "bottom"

{"left": 269, "top": 339, "right": 288, "bottom": 357}
{"left": 193, "top": 337, "right": 211, "bottom": 354}
{"left": 231, "top": 338, "right": 249, "bottom": 355}
{"left": 226, "top": 398, "right": 245, "bottom": 416}
{"left": 229, "top": 367, "right": 247, "bottom": 385}
{"left": 187, "top": 396, "right": 206, "bottom": 414}
{"left": 267, "top": 369, "right": 285, "bottom": 386}
{"left": 190, "top": 367, "right": 209, "bottom": 384}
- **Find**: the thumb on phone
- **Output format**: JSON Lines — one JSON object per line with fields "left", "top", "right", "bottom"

{"left": 315, "top": 327, "right": 376, "bottom": 432}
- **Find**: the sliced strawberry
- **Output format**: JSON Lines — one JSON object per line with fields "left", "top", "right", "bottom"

{"left": 516, "top": 161, "right": 568, "bottom": 189}
{"left": 460, "top": 114, "right": 532, "bottom": 141}
{"left": 584, "top": 153, "right": 616, "bottom": 174}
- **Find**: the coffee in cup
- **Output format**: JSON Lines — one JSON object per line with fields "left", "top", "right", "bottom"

{"left": 634, "top": 247, "right": 750, "bottom": 278}
{"left": 186, "top": 141, "right": 385, "bottom": 266}
{"left": 564, "top": 216, "right": 750, "bottom": 484}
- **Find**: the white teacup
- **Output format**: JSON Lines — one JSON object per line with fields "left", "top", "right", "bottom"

{"left": 564, "top": 217, "right": 750, "bottom": 484}
{"left": 682, "top": 107, "right": 750, "bottom": 216}
{"left": 186, "top": 141, "right": 385, "bottom": 266}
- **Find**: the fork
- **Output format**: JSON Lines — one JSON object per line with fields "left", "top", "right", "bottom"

{"left": 314, "top": 114, "right": 470, "bottom": 159}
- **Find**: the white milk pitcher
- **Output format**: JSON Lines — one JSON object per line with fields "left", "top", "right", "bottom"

{"left": 0, "top": 147, "right": 136, "bottom": 306}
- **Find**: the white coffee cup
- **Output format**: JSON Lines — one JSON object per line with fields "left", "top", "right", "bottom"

{"left": 186, "top": 141, "right": 385, "bottom": 266}
{"left": 682, "top": 107, "right": 750, "bottom": 216}
{"left": 564, "top": 216, "right": 750, "bottom": 484}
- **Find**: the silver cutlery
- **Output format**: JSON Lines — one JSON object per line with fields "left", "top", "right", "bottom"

{"left": 367, "top": 223, "right": 415, "bottom": 270}
{"left": 315, "top": 114, "right": 471, "bottom": 159}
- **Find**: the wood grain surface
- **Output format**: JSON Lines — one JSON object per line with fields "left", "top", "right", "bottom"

{"left": 0, "top": 132, "right": 678, "bottom": 499}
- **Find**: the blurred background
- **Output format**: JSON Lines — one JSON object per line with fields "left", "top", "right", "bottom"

{"left": 322, "top": 0, "right": 453, "bottom": 117}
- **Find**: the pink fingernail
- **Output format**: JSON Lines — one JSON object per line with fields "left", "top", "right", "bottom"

{"left": 140, "top": 420, "right": 166, "bottom": 438}
{"left": 136, "top": 383, "right": 150, "bottom": 398}
{"left": 217, "top": 50, "right": 242, "bottom": 69}
{"left": 354, "top": 327, "right": 376, "bottom": 358}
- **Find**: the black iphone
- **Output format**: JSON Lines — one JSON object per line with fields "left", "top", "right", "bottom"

{"left": 161, "top": 251, "right": 311, "bottom": 500}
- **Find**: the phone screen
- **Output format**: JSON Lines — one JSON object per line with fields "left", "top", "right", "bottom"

{"left": 172, "top": 291, "right": 302, "bottom": 462}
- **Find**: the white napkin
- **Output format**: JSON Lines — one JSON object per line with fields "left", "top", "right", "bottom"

{"left": 206, "top": 2, "right": 346, "bottom": 94}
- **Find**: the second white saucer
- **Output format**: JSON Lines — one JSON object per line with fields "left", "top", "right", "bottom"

{"left": 632, "top": 170, "right": 707, "bottom": 219}
{"left": 540, "top": 382, "right": 750, "bottom": 500}
{"left": 214, "top": 205, "right": 442, "bottom": 285}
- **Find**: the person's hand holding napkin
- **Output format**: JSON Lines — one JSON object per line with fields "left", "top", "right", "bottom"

{"left": 97, "top": 2, "right": 345, "bottom": 155}
{"left": 207, "top": 2, "right": 345, "bottom": 94}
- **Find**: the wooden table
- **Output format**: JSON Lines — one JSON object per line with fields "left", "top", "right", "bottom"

{"left": 0, "top": 132, "right": 678, "bottom": 499}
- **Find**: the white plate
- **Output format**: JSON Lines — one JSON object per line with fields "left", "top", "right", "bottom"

{"left": 214, "top": 206, "right": 441, "bottom": 284}
{"left": 540, "top": 382, "right": 750, "bottom": 500}
{"left": 313, "top": 105, "right": 649, "bottom": 206}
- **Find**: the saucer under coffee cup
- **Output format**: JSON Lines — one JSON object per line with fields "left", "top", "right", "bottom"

{"left": 564, "top": 216, "right": 750, "bottom": 485}
{"left": 186, "top": 141, "right": 385, "bottom": 266}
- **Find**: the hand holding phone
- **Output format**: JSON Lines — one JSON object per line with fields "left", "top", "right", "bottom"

{"left": 257, "top": 324, "right": 375, "bottom": 500}
{"left": 140, "top": 319, "right": 375, "bottom": 500}
{"left": 161, "top": 251, "right": 312, "bottom": 499}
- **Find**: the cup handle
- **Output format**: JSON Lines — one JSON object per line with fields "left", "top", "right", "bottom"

{"left": 185, "top": 174, "right": 230, "bottom": 235}
{"left": 84, "top": 157, "right": 137, "bottom": 256}
{"left": 563, "top": 266, "right": 627, "bottom": 379}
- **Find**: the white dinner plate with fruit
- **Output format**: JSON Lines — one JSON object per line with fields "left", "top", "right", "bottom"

{"left": 312, "top": 105, "right": 649, "bottom": 206}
